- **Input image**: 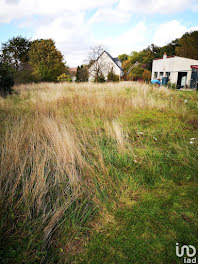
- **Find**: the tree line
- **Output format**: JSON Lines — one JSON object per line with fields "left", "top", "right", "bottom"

{"left": 0, "top": 36, "right": 68, "bottom": 94}
{"left": 1, "top": 30, "right": 198, "bottom": 93}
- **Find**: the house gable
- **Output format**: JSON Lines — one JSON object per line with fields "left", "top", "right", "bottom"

{"left": 88, "top": 50, "right": 123, "bottom": 81}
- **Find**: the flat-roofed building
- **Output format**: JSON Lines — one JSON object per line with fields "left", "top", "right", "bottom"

{"left": 152, "top": 53, "right": 198, "bottom": 89}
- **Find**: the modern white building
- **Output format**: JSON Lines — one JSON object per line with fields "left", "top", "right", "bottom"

{"left": 152, "top": 53, "right": 198, "bottom": 89}
{"left": 88, "top": 51, "right": 124, "bottom": 82}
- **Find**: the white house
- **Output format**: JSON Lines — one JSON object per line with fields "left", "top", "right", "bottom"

{"left": 152, "top": 53, "right": 198, "bottom": 89}
{"left": 88, "top": 51, "right": 124, "bottom": 82}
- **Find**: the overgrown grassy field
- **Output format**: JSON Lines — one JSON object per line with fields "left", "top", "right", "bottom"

{"left": 0, "top": 82, "right": 198, "bottom": 264}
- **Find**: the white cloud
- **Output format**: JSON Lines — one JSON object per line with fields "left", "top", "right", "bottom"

{"left": 153, "top": 20, "right": 187, "bottom": 46}
{"left": 0, "top": 0, "right": 119, "bottom": 66}
{"left": 189, "top": 26, "right": 198, "bottom": 32}
{"left": 1, "top": 0, "right": 196, "bottom": 23}
{"left": 34, "top": 12, "right": 85, "bottom": 42}
{"left": 34, "top": 12, "right": 94, "bottom": 66}
{"left": 152, "top": 20, "right": 198, "bottom": 47}
{"left": 1, "top": 0, "right": 198, "bottom": 67}
{"left": 88, "top": 8, "right": 130, "bottom": 24}
{"left": 118, "top": 0, "right": 193, "bottom": 14}
{"left": 101, "top": 22, "right": 149, "bottom": 56}
{"left": 104, "top": 19, "right": 198, "bottom": 58}
{"left": 0, "top": 0, "right": 118, "bottom": 22}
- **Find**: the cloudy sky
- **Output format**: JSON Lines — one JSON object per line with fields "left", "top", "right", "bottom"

{"left": 0, "top": 0, "right": 198, "bottom": 66}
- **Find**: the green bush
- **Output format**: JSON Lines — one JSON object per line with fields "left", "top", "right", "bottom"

{"left": 167, "top": 81, "right": 171, "bottom": 89}
{"left": 95, "top": 74, "right": 105, "bottom": 83}
{"left": 107, "top": 70, "right": 119, "bottom": 82}
{"left": 0, "top": 62, "right": 14, "bottom": 95}
{"left": 167, "top": 82, "right": 176, "bottom": 89}
{"left": 14, "top": 64, "right": 35, "bottom": 84}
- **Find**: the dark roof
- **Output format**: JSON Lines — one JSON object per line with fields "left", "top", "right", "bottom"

{"left": 113, "top": 58, "right": 121, "bottom": 64}
{"left": 104, "top": 51, "right": 123, "bottom": 70}
{"left": 89, "top": 50, "right": 123, "bottom": 71}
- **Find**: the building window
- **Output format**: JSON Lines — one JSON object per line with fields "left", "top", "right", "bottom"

{"left": 166, "top": 72, "right": 170, "bottom": 77}
{"left": 154, "top": 72, "right": 158, "bottom": 78}
{"left": 160, "top": 72, "right": 164, "bottom": 77}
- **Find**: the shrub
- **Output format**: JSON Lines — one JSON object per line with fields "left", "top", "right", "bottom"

{"left": 167, "top": 82, "right": 176, "bottom": 89}
{"left": 107, "top": 70, "right": 119, "bottom": 82}
{"left": 0, "top": 62, "right": 14, "bottom": 95}
{"left": 14, "top": 64, "right": 35, "bottom": 84}
{"left": 142, "top": 69, "right": 151, "bottom": 83}
{"left": 76, "top": 65, "right": 88, "bottom": 82}
{"left": 57, "top": 73, "right": 72, "bottom": 82}
{"left": 167, "top": 81, "right": 171, "bottom": 89}
{"left": 95, "top": 74, "right": 105, "bottom": 83}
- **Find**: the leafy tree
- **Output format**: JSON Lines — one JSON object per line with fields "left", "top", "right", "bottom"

{"left": 128, "top": 65, "right": 144, "bottom": 81}
{"left": 0, "top": 36, "right": 34, "bottom": 84}
{"left": 122, "top": 50, "right": 154, "bottom": 74}
{"left": 122, "top": 59, "right": 131, "bottom": 72}
{"left": 0, "top": 62, "right": 14, "bottom": 95}
{"left": 160, "top": 39, "right": 179, "bottom": 57}
{"left": 13, "top": 63, "right": 34, "bottom": 84}
{"left": 76, "top": 65, "right": 88, "bottom": 82}
{"left": 142, "top": 44, "right": 163, "bottom": 70}
{"left": 118, "top": 54, "right": 129, "bottom": 63}
{"left": 29, "top": 39, "right": 66, "bottom": 82}
{"left": 130, "top": 51, "right": 145, "bottom": 64}
{"left": 176, "top": 31, "right": 198, "bottom": 59}
{"left": 1, "top": 36, "right": 31, "bottom": 71}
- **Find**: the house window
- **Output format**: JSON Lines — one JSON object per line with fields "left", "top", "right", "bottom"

{"left": 166, "top": 72, "right": 170, "bottom": 77}
{"left": 160, "top": 72, "right": 164, "bottom": 77}
{"left": 154, "top": 72, "right": 158, "bottom": 78}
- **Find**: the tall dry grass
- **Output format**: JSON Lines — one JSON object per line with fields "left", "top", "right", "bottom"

{"left": 0, "top": 115, "right": 90, "bottom": 242}
{"left": 11, "top": 81, "right": 187, "bottom": 119}
{"left": 0, "top": 81, "right": 190, "bottom": 262}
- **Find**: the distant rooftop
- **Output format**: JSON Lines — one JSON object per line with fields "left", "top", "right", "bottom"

{"left": 153, "top": 56, "right": 175, "bottom": 60}
{"left": 69, "top": 67, "right": 77, "bottom": 72}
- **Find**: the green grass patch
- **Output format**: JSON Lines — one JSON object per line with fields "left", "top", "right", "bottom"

{"left": 76, "top": 183, "right": 198, "bottom": 264}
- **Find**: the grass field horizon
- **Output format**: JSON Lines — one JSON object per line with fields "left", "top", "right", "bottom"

{"left": 0, "top": 81, "right": 198, "bottom": 263}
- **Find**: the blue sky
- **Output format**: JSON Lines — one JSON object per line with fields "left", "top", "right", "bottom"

{"left": 0, "top": 0, "right": 198, "bottom": 66}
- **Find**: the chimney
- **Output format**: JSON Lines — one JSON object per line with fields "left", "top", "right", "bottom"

{"left": 163, "top": 52, "right": 167, "bottom": 59}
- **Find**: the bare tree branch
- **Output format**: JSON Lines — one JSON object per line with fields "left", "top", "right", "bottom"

{"left": 88, "top": 45, "right": 112, "bottom": 82}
